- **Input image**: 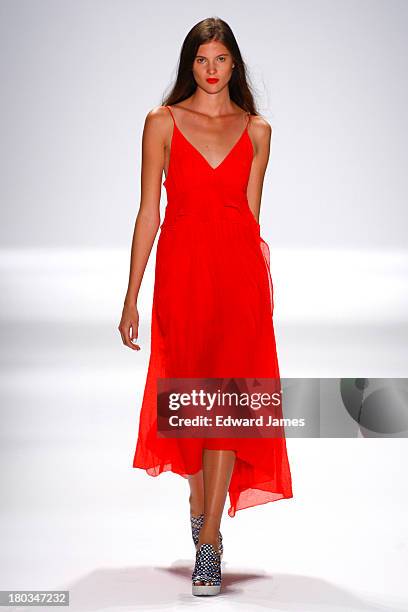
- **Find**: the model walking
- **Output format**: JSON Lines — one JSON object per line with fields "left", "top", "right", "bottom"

{"left": 119, "top": 17, "right": 293, "bottom": 596}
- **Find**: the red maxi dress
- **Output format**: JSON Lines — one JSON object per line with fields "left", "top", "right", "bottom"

{"left": 132, "top": 105, "right": 293, "bottom": 517}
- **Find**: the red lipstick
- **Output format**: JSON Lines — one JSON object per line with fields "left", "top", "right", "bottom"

{"left": 206, "top": 78, "right": 219, "bottom": 84}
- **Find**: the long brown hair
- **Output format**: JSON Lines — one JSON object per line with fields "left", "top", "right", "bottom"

{"left": 162, "top": 17, "right": 259, "bottom": 116}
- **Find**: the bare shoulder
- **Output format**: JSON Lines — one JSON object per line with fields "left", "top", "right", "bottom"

{"left": 142, "top": 105, "right": 172, "bottom": 140}
{"left": 250, "top": 114, "right": 272, "bottom": 139}
{"left": 248, "top": 114, "right": 272, "bottom": 157}
{"left": 145, "top": 105, "right": 170, "bottom": 122}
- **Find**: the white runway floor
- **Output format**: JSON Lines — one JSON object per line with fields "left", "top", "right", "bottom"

{"left": 1, "top": 247, "right": 407, "bottom": 611}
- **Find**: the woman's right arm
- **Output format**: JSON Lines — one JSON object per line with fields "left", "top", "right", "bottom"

{"left": 118, "top": 107, "right": 168, "bottom": 350}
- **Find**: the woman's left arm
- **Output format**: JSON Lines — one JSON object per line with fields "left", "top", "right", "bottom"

{"left": 246, "top": 117, "right": 272, "bottom": 224}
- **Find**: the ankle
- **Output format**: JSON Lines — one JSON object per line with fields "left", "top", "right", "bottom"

{"left": 190, "top": 510, "right": 204, "bottom": 518}
{"left": 198, "top": 526, "right": 220, "bottom": 546}
{"left": 189, "top": 495, "right": 204, "bottom": 517}
{"left": 198, "top": 534, "right": 220, "bottom": 551}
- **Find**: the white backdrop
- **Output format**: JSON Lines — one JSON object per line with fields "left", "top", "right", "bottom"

{"left": 1, "top": 0, "right": 407, "bottom": 248}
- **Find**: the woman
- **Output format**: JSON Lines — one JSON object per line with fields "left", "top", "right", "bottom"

{"left": 119, "top": 17, "right": 293, "bottom": 596}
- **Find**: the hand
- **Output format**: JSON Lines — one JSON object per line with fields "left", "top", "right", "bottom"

{"left": 118, "top": 302, "right": 140, "bottom": 350}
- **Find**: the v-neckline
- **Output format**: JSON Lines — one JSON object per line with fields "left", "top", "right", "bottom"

{"left": 170, "top": 108, "right": 251, "bottom": 172}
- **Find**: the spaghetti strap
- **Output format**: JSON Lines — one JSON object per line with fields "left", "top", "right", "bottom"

{"left": 166, "top": 105, "right": 249, "bottom": 132}
{"left": 165, "top": 105, "right": 175, "bottom": 124}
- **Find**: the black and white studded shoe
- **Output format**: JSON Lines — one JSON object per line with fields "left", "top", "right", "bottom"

{"left": 190, "top": 513, "right": 223, "bottom": 557}
{"left": 192, "top": 543, "right": 222, "bottom": 596}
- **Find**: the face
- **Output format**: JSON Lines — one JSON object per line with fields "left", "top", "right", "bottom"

{"left": 192, "top": 40, "right": 235, "bottom": 92}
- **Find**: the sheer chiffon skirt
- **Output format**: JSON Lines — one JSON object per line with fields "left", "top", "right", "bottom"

{"left": 133, "top": 213, "right": 293, "bottom": 517}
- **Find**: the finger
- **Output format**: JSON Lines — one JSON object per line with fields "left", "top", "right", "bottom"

{"left": 119, "top": 328, "right": 131, "bottom": 348}
{"left": 130, "top": 322, "right": 141, "bottom": 350}
{"left": 119, "top": 326, "right": 137, "bottom": 350}
{"left": 124, "top": 323, "right": 140, "bottom": 350}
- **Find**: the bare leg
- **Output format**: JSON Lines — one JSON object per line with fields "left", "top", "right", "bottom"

{"left": 193, "top": 449, "right": 235, "bottom": 586}
{"left": 188, "top": 470, "right": 204, "bottom": 517}
{"left": 198, "top": 449, "right": 236, "bottom": 550}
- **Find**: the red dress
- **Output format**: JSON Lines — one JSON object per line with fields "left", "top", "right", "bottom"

{"left": 132, "top": 105, "right": 293, "bottom": 517}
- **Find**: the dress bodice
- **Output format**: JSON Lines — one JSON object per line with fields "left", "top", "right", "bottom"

{"left": 161, "top": 105, "right": 260, "bottom": 231}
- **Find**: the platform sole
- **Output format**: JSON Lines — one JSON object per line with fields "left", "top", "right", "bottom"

{"left": 192, "top": 584, "right": 221, "bottom": 596}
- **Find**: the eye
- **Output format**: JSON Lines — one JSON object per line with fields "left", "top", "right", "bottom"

{"left": 218, "top": 56, "right": 226, "bottom": 62}
{"left": 196, "top": 57, "right": 206, "bottom": 64}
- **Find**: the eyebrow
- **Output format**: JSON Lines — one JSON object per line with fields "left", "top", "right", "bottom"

{"left": 195, "top": 53, "right": 230, "bottom": 58}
